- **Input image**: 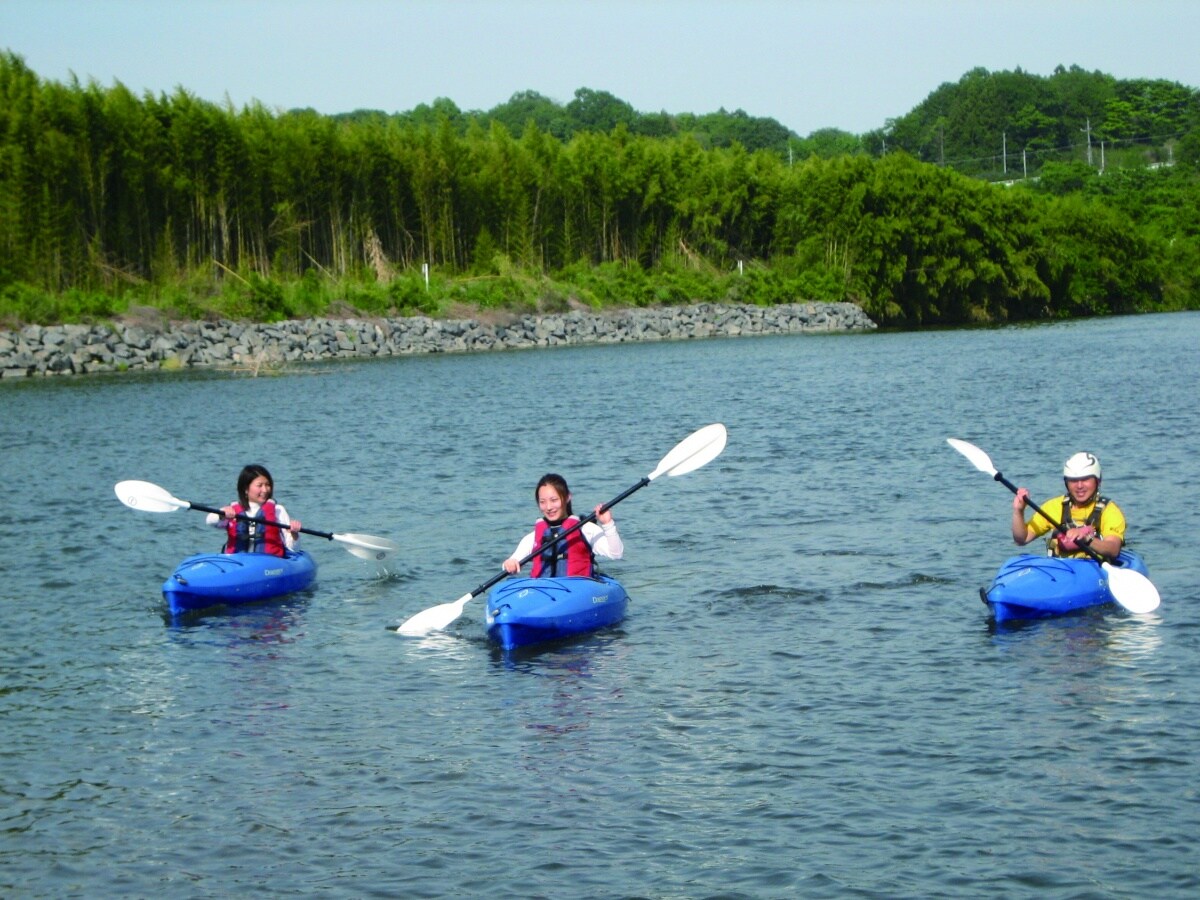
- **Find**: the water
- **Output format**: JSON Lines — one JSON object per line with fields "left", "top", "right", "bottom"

{"left": 2, "top": 313, "right": 1198, "bottom": 897}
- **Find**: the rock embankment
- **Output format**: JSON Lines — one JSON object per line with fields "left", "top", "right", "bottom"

{"left": 0, "top": 301, "right": 876, "bottom": 378}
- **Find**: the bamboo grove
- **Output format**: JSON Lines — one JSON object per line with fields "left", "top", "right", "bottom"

{"left": 2, "top": 52, "right": 1197, "bottom": 327}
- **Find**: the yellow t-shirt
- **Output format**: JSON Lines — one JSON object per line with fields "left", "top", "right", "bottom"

{"left": 1027, "top": 494, "right": 1126, "bottom": 557}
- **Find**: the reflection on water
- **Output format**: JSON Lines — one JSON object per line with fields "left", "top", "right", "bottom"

{"left": 988, "top": 606, "right": 1164, "bottom": 665}
{"left": 487, "top": 628, "right": 629, "bottom": 673}
{"left": 398, "top": 629, "right": 479, "bottom": 660}
{"left": 161, "top": 594, "right": 314, "bottom": 633}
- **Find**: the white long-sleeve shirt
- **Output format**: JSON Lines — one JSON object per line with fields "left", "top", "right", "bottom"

{"left": 205, "top": 501, "right": 297, "bottom": 550}
{"left": 506, "top": 520, "right": 623, "bottom": 570}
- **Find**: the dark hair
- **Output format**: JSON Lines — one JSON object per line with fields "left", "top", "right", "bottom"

{"left": 535, "top": 473, "right": 573, "bottom": 518}
{"left": 237, "top": 464, "right": 274, "bottom": 506}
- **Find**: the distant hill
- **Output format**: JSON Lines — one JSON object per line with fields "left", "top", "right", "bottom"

{"left": 326, "top": 86, "right": 850, "bottom": 156}
{"left": 875, "top": 65, "right": 1199, "bottom": 177}
{"left": 324, "top": 66, "right": 1198, "bottom": 174}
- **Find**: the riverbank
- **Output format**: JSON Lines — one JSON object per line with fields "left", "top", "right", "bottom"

{"left": 0, "top": 301, "right": 876, "bottom": 378}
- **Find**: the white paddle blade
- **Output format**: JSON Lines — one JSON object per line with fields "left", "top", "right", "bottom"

{"left": 946, "top": 438, "right": 998, "bottom": 477}
{"left": 396, "top": 594, "right": 472, "bottom": 636}
{"left": 649, "top": 423, "right": 728, "bottom": 480}
{"left": 114, "top": 480, "right": 191, "bottom": 513}
{"left": 334, "top": 533, "right": 399, "bottom": 561}
{"left": 1103, "top": 564, "right": 1162, "bottom": 614}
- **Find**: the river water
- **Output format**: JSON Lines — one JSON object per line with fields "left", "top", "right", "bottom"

{"left": 2, "top": 312, "right": 1198, "bottom": 897}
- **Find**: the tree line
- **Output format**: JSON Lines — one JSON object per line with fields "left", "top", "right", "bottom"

{"left": 335, "top": 87, "right": 801, "bottom": 156}
{"left": 339, "top": 66, "right": 1199, "bottom": 178}
{"left": 878, "top": 65, "right": 1200, "bottom": 178}
{"left": 1, "top": 51, "right": 1197, "bottom": 328}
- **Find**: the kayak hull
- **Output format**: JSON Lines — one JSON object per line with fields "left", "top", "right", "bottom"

{"left": 981, "top": 550, "right": 1149, "bottom": 624}
{"left": 485, "top": 575, "right": 629, "bottom": 650}
{"left": 162, "top": 550, "right": 317, "bottom": 614}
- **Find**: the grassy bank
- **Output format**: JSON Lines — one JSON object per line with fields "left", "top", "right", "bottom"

{"left": 0, "top": 260, "right": 847, "bottom": 330}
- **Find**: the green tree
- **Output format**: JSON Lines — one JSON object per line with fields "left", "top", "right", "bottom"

{"left": 565, "top": 88, "right": 637, "bottom": 133}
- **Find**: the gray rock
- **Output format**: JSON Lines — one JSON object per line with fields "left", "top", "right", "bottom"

{"left": 0, "top": 302, "right": 876, "bottom": 378}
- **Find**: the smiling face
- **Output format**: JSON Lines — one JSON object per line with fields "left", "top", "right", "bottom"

{"left": 246, "top": 474, "right": 273, "bottom": 505}
{"left": 1066, "top": 476, "right": 1098, "bottom": 505}
{"left": 537, "top": 483, "right": 569, "bottom": 523}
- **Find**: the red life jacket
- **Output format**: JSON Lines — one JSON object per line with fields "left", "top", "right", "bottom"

{"left": 530, "top": 516, "right": 594, "bottom": 578}
{"left": 224, "top": 500, "right": 287, "bottom": 557}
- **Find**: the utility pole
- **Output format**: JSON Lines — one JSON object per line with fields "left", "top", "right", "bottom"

{"left": 1002, "top": 132, "right": 1007, "bottom": 175}
{"left": 1081, "top": 118, "right": 1093, "bottom": 166}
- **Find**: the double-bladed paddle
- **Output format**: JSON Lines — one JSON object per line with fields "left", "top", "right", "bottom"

{"left": 114, "top": 479, "right": 399, "bottom": 561}
{"left": 394, "top": 423, "right": 728, "bottom": 636}
{"left": 946, "top": 438, "right": 1160, "bottom": 613}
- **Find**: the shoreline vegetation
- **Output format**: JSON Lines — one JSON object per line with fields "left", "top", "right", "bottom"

{"left": 3, "top": 52, "right": 1199, "bottom": 340}
{"left": 0, "top": 301, "right": 876, "bottom": 379}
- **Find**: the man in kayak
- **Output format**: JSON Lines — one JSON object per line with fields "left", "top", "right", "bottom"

{"left": 1011, "top": 452, "right": 1126, "bottom": 559}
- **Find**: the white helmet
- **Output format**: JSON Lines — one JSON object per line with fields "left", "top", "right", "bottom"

{"left": 1063, "top": 451, "right": 1101, "bottom": 480}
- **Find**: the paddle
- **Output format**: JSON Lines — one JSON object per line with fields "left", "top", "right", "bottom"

{"left": 395, "top": 422, "right": 728, "bottom": 636}
{"left": 114, "top": 479, "right": 399, "bottom": 561}
{"left": 946, "top": 438, "right": 1160, "bottom": 613}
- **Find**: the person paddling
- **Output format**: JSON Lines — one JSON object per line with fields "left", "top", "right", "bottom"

{"left": 1011, "top": 452, "right": 1126, "bottom": 559}
{"left": 206, "top": 464, "right": 302, "bottom": 556}
{"left": 502, "top": 473, "right": 623, "bottom": 577}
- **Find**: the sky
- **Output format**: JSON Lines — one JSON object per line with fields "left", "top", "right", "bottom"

{"left": 2, "top": 0, "right": 1199, "bottom": 137}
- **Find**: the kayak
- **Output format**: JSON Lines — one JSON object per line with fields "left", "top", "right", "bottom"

{"left": 162, "top": 550, "right": 318, "bottom": 614}
{"left": 980, "top": 550, "right": 1149, "bottom": 624}
{"left": 485, "top": 574, "right": 629, "bottom": 650}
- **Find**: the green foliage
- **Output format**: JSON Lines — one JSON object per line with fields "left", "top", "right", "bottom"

{"left": 1035, "top": 161, "right": 1098, "bottom": 195}
{"left": 790, "top": 128, "right": 864, "bottom": 160}
{"left": 723, "top": 268, "right": 812, "bottom": 306}
{"left": 674, "top": 108, "right": 794, "bottom": 153}
{"left": 565, "top": 88, "right": 637, "bottom": 133}
{"left": 337, "top": 84, "right": 799, "bottom": 155}
{"left": 0, "top": 281, "right": 123, "bottom": 325}
{"left": 0, "top": 51, "right": 1197, "bottom": 332}
{"left": 555, "top": 261, "right": 657, "bottom": 307}
{"left": 484, "top": 90, "right": 574, "bottom": 141}
{"left": 386, "top": 275, "right": 440, "bottom": 316}
{"left": 884, "top": 65, "right": 1195, "bottom": 180}
{"left": 243, "top": 274, "right": 291, "bottom": 321}
{"left": 442, "top": 275, "right": 530, "bottom": 310}
{"left": 1179, "top": 131, "right": 1200, "bottom": 171}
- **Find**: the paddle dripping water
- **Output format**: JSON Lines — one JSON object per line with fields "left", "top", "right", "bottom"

{"left": 394, "top": 423, "right": 728, "bottom": 635}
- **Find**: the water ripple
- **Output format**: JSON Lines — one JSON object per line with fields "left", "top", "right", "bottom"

{"left": 3, "top": 314, "right": 1200, "bottom": 896}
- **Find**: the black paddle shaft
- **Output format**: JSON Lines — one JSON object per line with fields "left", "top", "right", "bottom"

{"left": 992, "top": 471, "right": 1114, "bottom": 565}
{"left": 187, "top": 501, "right": 338, "bottom": 542}
{"left": 464, "top": 475, "right": 652, "bottom": 599}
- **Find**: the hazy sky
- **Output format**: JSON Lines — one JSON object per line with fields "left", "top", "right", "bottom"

{"left": 3, "top": 0, "right": 1198, "bottom": 136}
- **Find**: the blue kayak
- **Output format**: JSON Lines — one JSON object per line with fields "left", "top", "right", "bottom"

{"left": 162, "top": 550, "right": 318, "bottom": 614}
{"left": 485, "top": 575, "right": 629, "bottom": 650}
{"left": 980, "top": 550, "right": 1149, "bottom": 624}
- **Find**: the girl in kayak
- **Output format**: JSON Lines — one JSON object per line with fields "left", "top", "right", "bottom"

{"left": 206, "top": 464, "right": 302, "bottom": 556}
{"left": 502, "top": 473, "right": 623, "bottom": 577}
{"left": 1011, "top": 451, "right": 1125, "bottom": 559}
